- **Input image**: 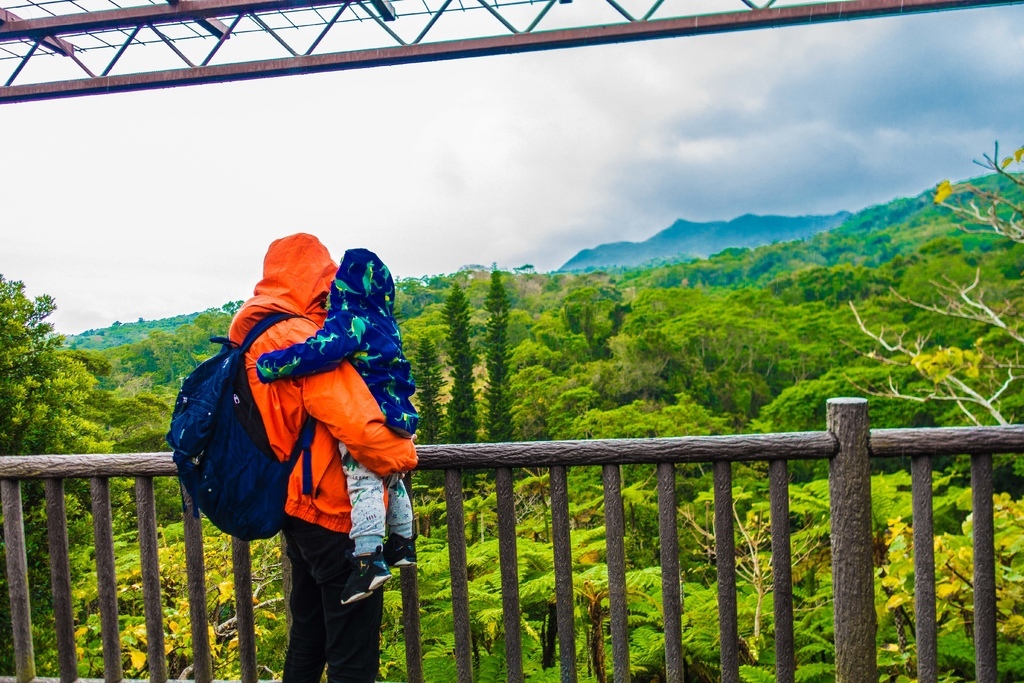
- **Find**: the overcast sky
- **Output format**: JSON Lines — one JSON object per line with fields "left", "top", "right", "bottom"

{"left": 2, "top": 4, "right": 1023, "bottom": 335}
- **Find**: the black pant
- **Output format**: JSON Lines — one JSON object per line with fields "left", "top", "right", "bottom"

{"left": 282, "top": 515, "right": 384, "bottom": 683}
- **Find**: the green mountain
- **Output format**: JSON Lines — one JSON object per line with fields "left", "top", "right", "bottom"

{"left": 66, "top": 302, "right": 241, "bottom": 350}
{"left": 559, "top": 211, "right": 852, "bottom": 271}
{"left": 624, "top": 173, "right": 1021, "bottom": 292}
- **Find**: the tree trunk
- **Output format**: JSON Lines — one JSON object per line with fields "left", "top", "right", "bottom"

{"left": 542, "top": 602, "right": 557, "bottom": 669}
{"left": 589, "top": 601, "right": 607, "bottom": 683}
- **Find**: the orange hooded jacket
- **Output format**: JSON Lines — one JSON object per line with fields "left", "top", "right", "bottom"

{"left": 229, "top": 233, "right": 418, "bottom": 533}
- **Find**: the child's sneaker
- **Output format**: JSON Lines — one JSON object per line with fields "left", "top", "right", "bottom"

{"left": 340, "top": 548, "right": 391, "bottom": 605}
{"left": 382, "top": 534, "right": 417, "bottom": 567}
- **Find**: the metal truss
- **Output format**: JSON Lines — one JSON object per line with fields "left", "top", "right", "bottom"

{"left": 0, "top": 0, "right": 1021, "bottom": 102}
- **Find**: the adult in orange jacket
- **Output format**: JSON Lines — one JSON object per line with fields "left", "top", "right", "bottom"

{"left": 230, "top": 233, "right": 417, "bottom": 682}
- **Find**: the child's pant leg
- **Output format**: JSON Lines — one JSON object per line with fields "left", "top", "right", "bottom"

{"left": 385, "top": 476, "right": 415, "bottom": 539}
{"left": 342, "top": 448, "right": 386, "bottom": 555}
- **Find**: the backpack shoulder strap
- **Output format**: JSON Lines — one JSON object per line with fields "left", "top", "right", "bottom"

{"left": 291, "top": 416, "right": 317, "bottom": 496}
{"left": 241, "top": 311, "right": 318, "bottom": 496}
{"left": 239, "top": 312, "right": 299, "bottom": 354}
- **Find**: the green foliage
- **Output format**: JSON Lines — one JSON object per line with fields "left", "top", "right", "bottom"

{"left": 564, "top": 393, "right": 728, "bottom": 439}
{"left": 98, "top": 391, "right": 174, "bottom": 453}
{"left": 849, "top": 156, "right": 1024, "bottom": 427}
{"left": 444, "top": 282, "right": 478, "bottom": 443}
{"left": 412, "top": 337, "right": 445, "bottom": 445}
{"left": 66, "top": 302, "right": 242, "bottom": 351}
{"left": 0, "top": 275, "right": 108, "bottom": 456}
{"left": 66, "top": 517, "right": 287, "bottom": 680}
{"left": 874, "top": 475, "right": 1024, "bottom": 681}
{"left": 484, "top": 270, "right": 514, "bottom": 442}
{"left": 101, "top": 308, "right": 235, "bottom": 391}
{"left": 561, "top": 285, "right": 623, "bottom": 359}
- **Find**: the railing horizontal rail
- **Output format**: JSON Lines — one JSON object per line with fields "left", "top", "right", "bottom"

{"left": 0, "top": 454, "right": 176, "bottom": 478}
{"left": 869, "top": 425, "right": 1024, "bottom": 457}
{"left": 3, "top": 426, "right": 1023, "bottom": 479}
{"left": 422, "top": 432, "right": 838, "bottom": 467}
{"left": 0, "top": 432, "right": 836, "bottom": 477}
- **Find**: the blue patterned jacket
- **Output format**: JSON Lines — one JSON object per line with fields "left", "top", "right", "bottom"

{"left": 256, "top": 248, "right": 418, "bottom": 435}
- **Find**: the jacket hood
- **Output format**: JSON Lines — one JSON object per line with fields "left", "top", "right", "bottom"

{"left": 231, "top": 233, "right": 336, "bottom": 340}
{"left": 330, "top": 248, "right": 396, "bottom": 315}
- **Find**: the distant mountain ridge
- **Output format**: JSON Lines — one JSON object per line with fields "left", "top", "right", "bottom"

{"left": 65, "top": 174, "right": 1022, "bottom": 350}
{"left": 559, "top": 212, "right": 852, "bottom": 271}
{"left": 66, "top": 312, "right": 205, "bottom": 351}
{"left": 67, "top": 302, "right": 241, "bottom": 351}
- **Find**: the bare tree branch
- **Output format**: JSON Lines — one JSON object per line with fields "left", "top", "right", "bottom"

{"left": 844, "top": 374, "right": 928, "bottom": 404}
{"left": 887, "top": 271, "right": 1024, "bottom": 345}
{"left": 954, "top": 399, "right": 983, "bottom": 427}
{"left": 849, "top": 226, "right": 1021, "bottom": 427}
{"left": 843, "top": 364, "right": 1014, "bottom": 426}
{"left": 214, "top": 597, "right": 285, "bottom": 637}
{"left": 848, "top": 302, "right": 928, "bottom": 357}
{"left": 939, "top": 145, "right": 1024, "bottom": 244}
{"left": 843, "top": 343, "right": 909, "bottom": 366}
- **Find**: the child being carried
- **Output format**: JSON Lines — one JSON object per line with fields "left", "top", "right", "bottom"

{"left": 256, "top": 247, "right": 418, "bottom": 605}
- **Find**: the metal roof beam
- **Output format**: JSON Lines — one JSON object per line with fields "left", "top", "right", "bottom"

{"left": 164, "top": 0, "right": 232, "bottom": 37}
{"left": 1, "top": 0, "right": 1019, "bottom": 44}
{"left": 0, "top": 0, "right": 354, "bottom": 41}
{"left": 370, "top": 0, "right": 397, "bottom": 21}
{"left": 2, "top": 0, "right": 1022, "bottom": 103}
{"left": 0, "top": 7, "right": 76, "bottom": 56}
{"left": 196, "top": 17, "right": 232, "bottom": 37}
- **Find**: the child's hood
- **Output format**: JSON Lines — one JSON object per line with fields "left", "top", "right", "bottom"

{"left": 333, "top": 248, "right": 396, "bottom": 313}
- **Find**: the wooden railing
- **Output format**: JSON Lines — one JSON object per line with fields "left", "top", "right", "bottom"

{"left": 2, "top": 398, "right": 1023, "bottom": 683}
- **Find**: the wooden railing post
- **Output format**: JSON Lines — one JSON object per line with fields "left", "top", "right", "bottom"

{"left": 495, "top": 466, "right": 524, "bottom": 683}
{"left": 971, "top": 453, "right": 997, "bottom": 683}
{"left": 400, "top": 565, "right": 424, "bottom": 683}
{"left": 182, "top": 489, "right": 213, "bottom": 683}
{"left": 827, "top": 398, "right": 876, "bottom": 683}
{"left": 768, "top": 459, "right": 796, "bottom": 683}
{"left": 135, "top": 476, "right": 168, "bottom": 683}
{"left": 281, "top": 532, "right": 293, "bottom": 633}
{"left": 713, "top": 460, "right": 739, "bottom": 683}
{"left": 231, "top": 538, "right": 257, "bottom": 683}
{"left": 444, "top": 468, "right": 473, "bottom": 683}
{"left": 911, "top": 456, "right": 937, "bottom": 683}
{"left": 603, "top": 464, "right": 630, "bottom": 683}
{"left": 656, "top": 462, "right": 684, "bottom": 683}
{"left": 550, "top": 465, "right": 578, "bottom": 683}
{"left": 45, "top": 479, "right": 79, "bottom": 683}
{"left": 399, "top": 471, "right": 424, "bottom": 683}
{"left": 91, "top": 477, "right": 124, "bottom": 683}
{"left": 1, "top": 479, "right": 35, "bottom": 683}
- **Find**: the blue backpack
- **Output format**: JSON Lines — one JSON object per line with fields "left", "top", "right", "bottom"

{"left": 167, "top": 312, "right": 316, "bottom": 540}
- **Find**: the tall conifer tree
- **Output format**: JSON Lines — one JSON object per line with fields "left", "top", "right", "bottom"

{"left": 484, "top": 270, "right": 514, "bottom": 442}
{"left": 444, "top": 281, "right": 478, "bottom": 443}
{"left": 412, "top": 338, "right": 444, "bottom": 445}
